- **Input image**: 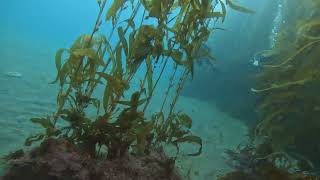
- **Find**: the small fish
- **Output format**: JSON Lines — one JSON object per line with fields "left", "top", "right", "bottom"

{"left": 194, "top": 44, "right": 217, "bottom": 71}
{"left": 251, "top": 50, "right": 275, "bottom": 67}
{"left": 5, "top": 72, "right": 22, "bottom": 78}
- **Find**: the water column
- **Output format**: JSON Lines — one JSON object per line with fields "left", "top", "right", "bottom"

{"left": 269, "top": 0, "right": 284, "bottom": 49}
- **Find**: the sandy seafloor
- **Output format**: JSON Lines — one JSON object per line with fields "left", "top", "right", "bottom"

{"left": 0, "top": 37, "right": 248, "bottom": 180}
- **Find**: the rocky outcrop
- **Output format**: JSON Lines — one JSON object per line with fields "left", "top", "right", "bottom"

{"left": 2, "top": 138, "right": 181, "bottom": 180}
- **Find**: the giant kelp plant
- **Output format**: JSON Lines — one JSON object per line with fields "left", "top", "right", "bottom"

{"left": 216, "top": 1, "right": 320, "bottom": 179}
{"left": 250, "top": 0, "right": 320, "bottom": 176}
{"left": 1, "top": 0, "right": 254, "bottom": 179}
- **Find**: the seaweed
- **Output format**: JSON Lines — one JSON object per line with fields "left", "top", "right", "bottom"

{"left": 0, "top": 5, "right": 253, "bottom": 179}
{"left": 217, "top": 2, "right": 320, "bottom": 179}
{"left": 3, "top": 0, "right": 254, "bottom": 172}
{"left": 252, "top": 0, "right": 320, "bottom": 173}
{"left": 218, "top": 140, "right": 318, "bottom": 180}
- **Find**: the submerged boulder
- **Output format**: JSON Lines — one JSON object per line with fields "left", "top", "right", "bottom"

{"left": 1, "top": 138, "right": 182, "bottom": 180}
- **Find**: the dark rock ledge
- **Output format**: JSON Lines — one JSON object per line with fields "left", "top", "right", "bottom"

{"left": 1, "top": 138, "right": 182, "bottom": 180}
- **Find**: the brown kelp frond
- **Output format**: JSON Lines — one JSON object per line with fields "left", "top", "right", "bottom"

{"left": 262, "top": 39, "right": 320, "bottom": 68}
{"left": 225, "top": 0, "right": 255, "bottom": 14}
{"left": 251, "top": 77, "right": 312, "bottom": 92}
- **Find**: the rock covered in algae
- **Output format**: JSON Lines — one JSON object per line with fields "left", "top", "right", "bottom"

{"left": 1, "top": 138, "right": 182, "bottom": 180}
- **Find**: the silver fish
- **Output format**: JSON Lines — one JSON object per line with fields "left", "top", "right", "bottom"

{"left": 5, "top": 72, "right": 22, "bottom": 78}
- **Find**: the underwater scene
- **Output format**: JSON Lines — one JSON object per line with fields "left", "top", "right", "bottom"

{"left": 1, "top": 0, "right": 320, "bottom": 179}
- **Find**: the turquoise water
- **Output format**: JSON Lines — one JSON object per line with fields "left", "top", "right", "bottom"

{"left": 0, "top": 0, "right": 295, "bottom": 179}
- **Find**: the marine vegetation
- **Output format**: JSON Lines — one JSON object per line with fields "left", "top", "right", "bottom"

{"left": 218, "top": 140, "right": 318, "bottom": 180}
{"left": 250, "top": 0, "right": 320, "bottom": 176}
{"left": 217, "top": 1, "right": 320, "bottom": 179}
{"left": 2, "top": 0, "right": 254, "bottom": 179}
